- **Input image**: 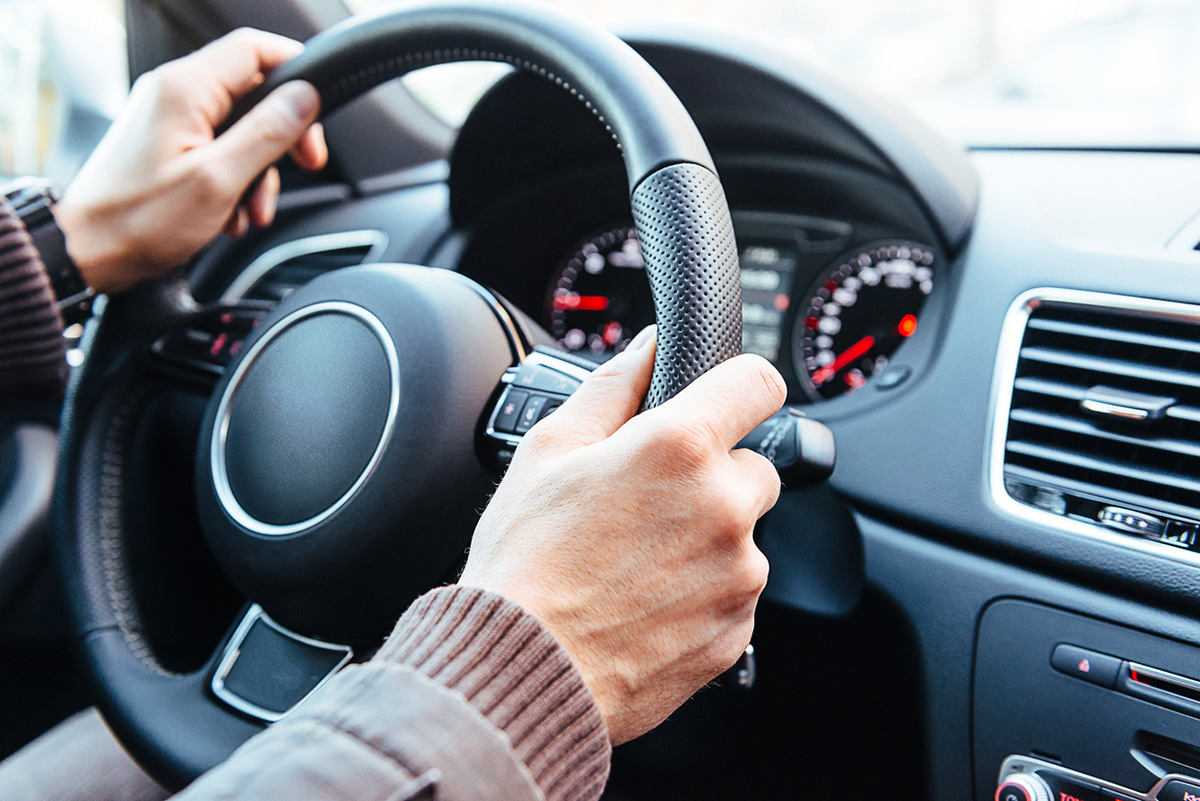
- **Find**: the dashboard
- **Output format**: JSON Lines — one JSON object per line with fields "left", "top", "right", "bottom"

{"left": 175, "top": 26, "right": 1200, "bottom": 801}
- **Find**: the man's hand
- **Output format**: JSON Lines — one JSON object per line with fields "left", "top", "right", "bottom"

{"left": 54, "top": 29, "right": 328, "bottom": 295}
{"left": 459, "top": 328, "right": 786, "bottom": 745}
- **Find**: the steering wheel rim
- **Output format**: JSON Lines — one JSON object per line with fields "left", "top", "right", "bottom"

{"left": 54, "top": 0, "right": 742, "bottom": 787}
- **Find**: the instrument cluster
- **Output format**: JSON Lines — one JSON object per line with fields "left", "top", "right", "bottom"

{"left": 544, "top": 212, "right": 940, "bottom": 403}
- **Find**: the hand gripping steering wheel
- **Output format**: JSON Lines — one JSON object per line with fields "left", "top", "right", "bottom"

{"left": 53, "top": 1, "right": 742, "bottom": 787}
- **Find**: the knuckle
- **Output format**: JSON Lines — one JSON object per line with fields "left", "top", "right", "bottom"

{"left": 739, "top": 354, "right": 787, "bottom": 407}
{"left": 188, "top": 161, "right": 232, "bottom": 203}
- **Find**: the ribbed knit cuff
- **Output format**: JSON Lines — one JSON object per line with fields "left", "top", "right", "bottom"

{"left": 0, "top": 201, "right": 67, "bottom": 395}
{"left": 376, "top": 586, "right": 611, "bottom": 801}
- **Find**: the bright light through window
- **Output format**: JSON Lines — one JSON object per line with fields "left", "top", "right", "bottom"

{"left": 344, "top": 0, "right": 1200, "bottom": 148}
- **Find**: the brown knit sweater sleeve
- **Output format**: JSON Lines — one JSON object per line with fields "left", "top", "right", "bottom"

{"left": 0, "top": 201, "right": 67, "bottom": 395}
{"left": 173, "top": 586, "right": 611, "bottom": 801}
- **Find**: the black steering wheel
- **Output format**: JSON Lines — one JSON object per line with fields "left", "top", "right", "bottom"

{"left": 53, "top": 1, "right": 742, "bottom": 788}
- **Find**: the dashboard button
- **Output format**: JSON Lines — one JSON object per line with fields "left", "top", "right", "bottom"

{"left": 1159, "top": 780, "right": 1200, "bottom": 801}
{"left": 1051, "top": 644, "right": 1122, "bottom": 688}
{"left": 493, "top": 389, "right": 528, "bottom": 434}
{"left": 515, "top": 394, "right": 549, "bottom": 434}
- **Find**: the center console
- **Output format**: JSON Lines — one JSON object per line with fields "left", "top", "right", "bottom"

{"left": 977, "top": 601, "right": 1200, "bottom": 801}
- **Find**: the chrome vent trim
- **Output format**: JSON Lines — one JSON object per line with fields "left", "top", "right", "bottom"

{"left": 220, "top": 230, "right": 388, "bottom": 304}
{"left": 988, "top": 288, "right": 1200, "bottom": 566}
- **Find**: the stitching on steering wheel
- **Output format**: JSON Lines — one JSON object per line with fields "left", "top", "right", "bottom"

{"left": 323, "top": 48, "right": 623, "bottom": 151}
{"left": 98, "top": 381, "right": 173, "bottom": 676}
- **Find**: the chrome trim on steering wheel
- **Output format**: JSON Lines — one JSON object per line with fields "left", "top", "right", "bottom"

{"left": 210, "top": 301, "right": 401, "bottom": 537}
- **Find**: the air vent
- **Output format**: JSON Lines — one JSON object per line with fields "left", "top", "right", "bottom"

{"left": 220, "top": 231, "right": 387, "bottom": 305}
{"left": 992, "top": 289, "right": 1200, "bottom": 560}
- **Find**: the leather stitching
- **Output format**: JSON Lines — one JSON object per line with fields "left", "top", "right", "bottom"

{"left": 97, "top": 381, "right": 173, "bottom": 676}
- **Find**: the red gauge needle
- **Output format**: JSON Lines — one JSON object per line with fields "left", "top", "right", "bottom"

{"left": 812, "top": 334, "right": 876, "bottom": 386}
{"left": 553, "top": 294, "right": 610, "bottom": 311}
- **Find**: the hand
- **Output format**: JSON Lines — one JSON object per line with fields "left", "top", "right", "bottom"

{"left": 458, "top": 328, "right": 786, "bottom": 744}
{"left": 53, "top": 29, "right": 329, "bottom": 295}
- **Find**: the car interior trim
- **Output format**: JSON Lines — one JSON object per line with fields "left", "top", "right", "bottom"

{"left": 210, "top": 604, "right": 353, "bottom": 723}
{"left": 210, "top": 301, "right": 401, "bottom": 537}
{"left": 219, "top": 230, "right": 389, "bottom": 304}
{"left": 988, "top": 287, "right": 1200, "bottom": 568}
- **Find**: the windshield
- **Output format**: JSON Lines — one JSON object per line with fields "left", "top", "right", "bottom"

{"left": 347, "top": 0, "right": 1200, "bottom": 149}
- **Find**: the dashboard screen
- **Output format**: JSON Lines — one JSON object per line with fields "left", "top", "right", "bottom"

{"left": 739, "top": 240, "right": 798, "bottom": 361}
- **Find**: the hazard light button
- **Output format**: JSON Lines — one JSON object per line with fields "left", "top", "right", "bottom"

{"left": 1051, "top": 644, "right": 1122, "bottom": 689}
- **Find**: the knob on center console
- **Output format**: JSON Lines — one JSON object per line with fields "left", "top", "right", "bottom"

{"left": 996, "top": 774, "right": 1053, "bottom": 801}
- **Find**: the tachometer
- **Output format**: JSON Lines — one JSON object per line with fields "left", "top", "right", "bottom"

{"left": 795, "top": 241, "right": 934, "bottom": 400}
{"left": 547, "top": 225, "right": 654, "bottom": 359}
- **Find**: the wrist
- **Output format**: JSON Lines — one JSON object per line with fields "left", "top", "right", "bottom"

{"left": 376, "top": 586, "right": 611, "bottom": 801}
{"left": 52, "top": 198, "right": 130, "bottom": 296}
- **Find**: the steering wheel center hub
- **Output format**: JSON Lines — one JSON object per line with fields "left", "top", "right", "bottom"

{"left": 214, "top": 302, "right": 399, "bottom": 535}
{"left": 195, "top": 265, "right": 516, "bottom": 638}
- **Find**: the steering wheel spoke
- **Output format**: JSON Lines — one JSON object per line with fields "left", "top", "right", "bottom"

{"left": 211, "top": 604, "right": 354, "bottom": 723}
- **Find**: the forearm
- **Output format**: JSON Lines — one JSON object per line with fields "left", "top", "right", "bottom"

{"left": 172, "top": 587, "right": 610, "bottom": 801}
{"left": 0, "top": 202, "right": 68, "bottom": 396}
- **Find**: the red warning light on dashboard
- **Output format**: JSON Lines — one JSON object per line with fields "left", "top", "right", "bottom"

{"left": 1077, "top": 658, "right": 1091, "bottom": 673}
{"left": 898, "top": 314, "right": 918, "bottom": 338}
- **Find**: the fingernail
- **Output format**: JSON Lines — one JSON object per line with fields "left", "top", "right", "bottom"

{"left": 627, "top": 324, "right": 657, "bottom": 353}
{"left": 275, "top": 81, "right": 320, "bottom": 126}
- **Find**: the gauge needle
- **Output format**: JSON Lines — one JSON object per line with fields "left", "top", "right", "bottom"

{"left": 812, "top": 335, "right": 876, "bottom": 386}
{"left": 553, "top": 294, "right": 611, "bottom": 311}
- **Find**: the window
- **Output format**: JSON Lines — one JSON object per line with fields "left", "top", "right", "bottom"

{"left": 0, "top": 0, "right": 127, "bottom": 184}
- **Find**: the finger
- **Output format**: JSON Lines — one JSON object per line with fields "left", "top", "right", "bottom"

{"left": 180, "top": 29, "right": 305, "bottom": 126}
{"left": 551, "top": 325, "right": 656, "bottom": 444}
{"left": 729, "top": 448, "right": 782, "bottom": 519}
{"left": 224, "top": 207, "right": 250, "bottom": 239}
{"left": 644, "top": 354, "right": 786, "bottom": 451}
{"left": 247, "top": 167, "right": 281, "bottom": 228}
{"left": 290, "top": 122, "right": 329, "bottom": 171}
{"left": 207, "top": 81, "right": 321, "bottom": 193}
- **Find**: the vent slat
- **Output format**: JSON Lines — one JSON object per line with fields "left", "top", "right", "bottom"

{"left": 243, "top": 245, "right": 373, "bottom": 303}
{"left": 1012, "top": 376, "right": 1087, "bottom": 401}
{"left": 1004, "top": 464, "right": 1200, "bottom": 522}
{"left": 1009, "top": 408, "right": 1200, "bottom": 460}
{"left": 1006, "top": 440, "right": 1200, "bottom": 496}
{"left": 1027, "top": 318, "right": 1200, "bottom": 356}
{"left": 1019, "top": 346, "right": 1200, "bottom": 390}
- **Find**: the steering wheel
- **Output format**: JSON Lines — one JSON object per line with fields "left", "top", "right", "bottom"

{"left": 53, "top": 1, "right": 742, "bottom": 788}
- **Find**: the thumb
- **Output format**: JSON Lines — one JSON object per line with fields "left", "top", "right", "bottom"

{"left": 207, "top": 81, "right": 321, "bottom": 190}
{"left": 549, "top": 325, "right": 657, "bottom": 446}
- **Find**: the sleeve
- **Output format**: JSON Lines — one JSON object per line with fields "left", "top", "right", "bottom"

{"left": 172, "top": 587, "right": 612, "bottom": 801}
{"left": 0, "top": 200, "right": 68, "bottom": 395}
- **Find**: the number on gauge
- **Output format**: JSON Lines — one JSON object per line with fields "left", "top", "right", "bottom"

{"left": 546, "top": 225, "right": 654, "bottom": 359}
{"left": 795, "top": 241, "right": 934, "bottom": 400}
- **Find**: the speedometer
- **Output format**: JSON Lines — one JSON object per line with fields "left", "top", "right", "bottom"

{"left": 795, "top": 241, "right": 935, "bottom": 401}
{"left": 547, "top": 225, "right": 654, "bottom": 359}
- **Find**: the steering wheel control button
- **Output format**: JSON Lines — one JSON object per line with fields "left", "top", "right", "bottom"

{"left": 515, "top": 394, "right": 550, "bottom": 434}
{"left": 1159, "top": 780, "right": 1200, "bottom": 801}
{"left": 1051, "top": 644, "right": 1122, "bottom": 688}
{"left": 996, "top": 774, "right": 1052, "bottom": 801}
{"left": 493, "top": 389, "right": 529, "bottom": 434}
{"left": 152, "top": 306, "right": 265, "bottom": 376}
{"left": 511, "top": 362, "right": 583, "bottom": 395}
{"left": 214, "top": 303, "right": 399, "bottom": 533}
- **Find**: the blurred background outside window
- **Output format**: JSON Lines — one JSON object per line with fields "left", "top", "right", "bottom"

{"left": 1, "top": 0, "right": 1195, "bottom": 188}
{"left": 0, "top": 0, "right": 126, "bottom": 185}
{"left": 351, "top": 0, "right": 1200, "bottom": 149}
